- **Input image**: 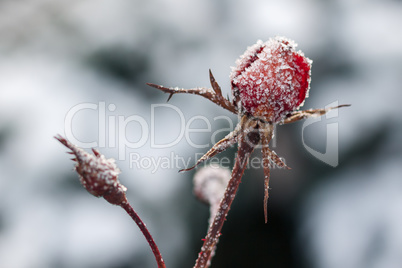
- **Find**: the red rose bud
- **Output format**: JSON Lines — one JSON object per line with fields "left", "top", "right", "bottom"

{"left": 230, "top": 37, "right": 312, "bottom": 122}
{"left": 55, "top": 135, "right": 127, "bottom": 205}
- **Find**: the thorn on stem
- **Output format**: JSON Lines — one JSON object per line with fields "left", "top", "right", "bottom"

{"left": 167, "top": 93, "right": 174, "bottom": 102}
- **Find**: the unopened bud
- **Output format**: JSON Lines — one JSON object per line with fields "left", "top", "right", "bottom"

{"left": 55, "top": 135, "right": 127, "bottom": 205}
{"left": 193, "top": 164, "right": 231, "bottom": 224}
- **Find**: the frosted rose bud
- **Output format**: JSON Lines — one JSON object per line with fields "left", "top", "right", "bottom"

{"left": 230, "top": 36, "right": 312, "bottom": 122}
{"left": 193, "top": 164, "right": 231, "bottom": 226}
{"left": 193, "top": 164, "right": 231, "bottom": 206}
{"left": 56, "top": 135, "right": 127, "bottom": 205}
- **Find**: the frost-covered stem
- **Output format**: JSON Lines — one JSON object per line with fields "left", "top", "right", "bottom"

{"left": 120, "top": 201, "right": 166, "bottom": 268}
{"left": 146, "top": 70, "right": 238, "bottom": 115}
{"left": 194, "top": 131, "right": 259, "bottom": 268}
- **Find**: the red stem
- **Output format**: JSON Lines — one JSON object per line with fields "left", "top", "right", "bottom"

{"left": 120, "top": 201, "right": 166, "bottom": 268}
{"left": 193, "top": 132, "right": 258, "bottom": 268}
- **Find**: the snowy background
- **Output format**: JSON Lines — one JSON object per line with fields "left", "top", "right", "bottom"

{"left": 0, "top": 0, "right": 401, "bottom": 267}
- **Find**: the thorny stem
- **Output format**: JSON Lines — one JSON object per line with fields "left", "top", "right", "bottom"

{"left": 180, "top": 128, "right": 239, "bottom": 172}
{"left": 147, "top": 73, "right": 350, "bottom": 267}
{"left": 193, "top": 127, "right": 260, "bottom": 268}
{"left": 146, "top": 70, "right": 238, "bottom": 114}
{"left": 56, "top": 135, "right": 166, "bottom": 268}
{"left": 120, "top": 201, "right": 166, "bottom": 268}
{"left": 260, "top": 124, "right": 274, "bottom": 224}
{"left": 282, "top": 104, "right": 351, "bottom": 124}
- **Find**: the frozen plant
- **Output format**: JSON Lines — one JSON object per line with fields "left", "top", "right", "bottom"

{"left": 148, "top": 36, "right": 349, "bottom": 268}
{"left": 57, "top": 36, "right": 349, "bottom": 268}
{"left": 193, "top": 165, "right": 231, "bottom": 266}
{"left": 55, "top": 135, "right": 166, "bottom": 268}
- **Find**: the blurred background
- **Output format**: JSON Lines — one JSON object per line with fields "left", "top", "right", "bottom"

{"left": 0, "top": 0, "right": 401, "bottom": 267}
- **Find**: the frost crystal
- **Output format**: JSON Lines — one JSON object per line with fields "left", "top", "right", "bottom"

{"left": 230, "top": 36, "right": 312, "bottom": 122}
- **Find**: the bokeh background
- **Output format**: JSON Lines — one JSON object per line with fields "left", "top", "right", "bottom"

{"left": 1, "top": 0, "right": 402, "bottom": 267}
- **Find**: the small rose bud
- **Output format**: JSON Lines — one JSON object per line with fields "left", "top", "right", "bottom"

{"left": 230, "top": 36, "right": 312, "bottom": 122}
{"left": 193, "top": 164, "right": 231, "bottom": 225}
{"left": 55, "top": 135, "right": 127, "bottom": 205}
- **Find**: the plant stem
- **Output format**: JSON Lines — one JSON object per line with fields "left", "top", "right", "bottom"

{"left": 120, "top": 201, "right": 166, "bottom": 268}
{"left": 193, "top": 130, "right": 259, "bottom": 268}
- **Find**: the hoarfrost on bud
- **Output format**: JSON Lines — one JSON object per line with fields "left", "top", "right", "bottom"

{"left": 193, "top": 164, "right": 231, "bottom": 206}
{"left": 55, "top": 135, "right": 127, "bottom": 205}
{"left": 230, "top": 36, "right": 312, "bottom": 123}
{"left": 193, "top": 164, "right": 231, "bottom": 225}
